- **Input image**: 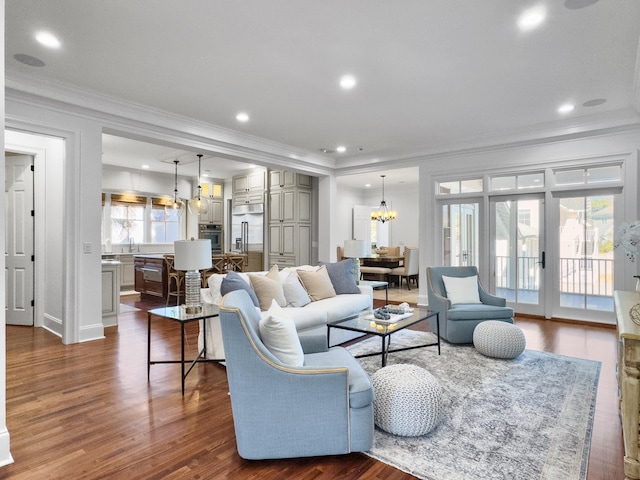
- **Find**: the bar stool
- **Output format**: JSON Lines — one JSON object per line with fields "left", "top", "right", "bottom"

{"left": 225, "top": 253, "right": 246, "bottom": 272}
{"left": 164, "top": 255, "right": 184, "bottom": 305}
{"left": 201, "top": 254, "right": 226, "bottom": 287}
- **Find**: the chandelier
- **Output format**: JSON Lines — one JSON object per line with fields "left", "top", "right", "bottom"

{"left": 371, "top": 175, "right": 397, "bottom": 223}
{"left": 165, "top": 159, "right": 185, "bottom": 216}
{"left": 188, "top": 154, "right": 209, "bottom": 215}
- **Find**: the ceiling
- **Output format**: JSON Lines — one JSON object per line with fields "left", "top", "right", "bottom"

{"left": 6, "top": 0, "right": 640, "bottom": 190}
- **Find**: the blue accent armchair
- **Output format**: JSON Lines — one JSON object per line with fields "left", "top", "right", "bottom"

{"left": 426, "top": 266, "right": 514, "bottom": 344}
{"left": 218, "top": 289, "right": 374, "bottom": 460}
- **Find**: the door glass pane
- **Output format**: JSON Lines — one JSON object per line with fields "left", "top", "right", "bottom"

{"left": 442, "top": 203, "right": 479, "bottom": 266}
{"left": 558, "top": 196, "right": 614, "bottom": 311}
{"left": 494, "top": 199, "right": 541, "bottom": 304}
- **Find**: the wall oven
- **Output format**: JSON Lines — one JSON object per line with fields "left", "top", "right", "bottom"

{"left": 198, "top": 224, "right": 223, "bottom": 254}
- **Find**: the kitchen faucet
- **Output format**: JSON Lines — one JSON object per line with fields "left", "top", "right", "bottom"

{"left": 129, "top": 237, "right": 135, "bottom": 253}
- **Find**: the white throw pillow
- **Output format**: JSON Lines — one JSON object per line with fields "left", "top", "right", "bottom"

{"left": 282, "top": 271, "right": 311, "bottom": 307}
{"left": 259, "top": 300, "right": 304, "bottom": 367}
{"left": 441, "top": 275, "right": 481, "bottom": 305}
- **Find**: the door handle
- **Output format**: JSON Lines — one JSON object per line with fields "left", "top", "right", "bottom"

{"left": 537, "top": 251, "right": 545, "bottom": 269}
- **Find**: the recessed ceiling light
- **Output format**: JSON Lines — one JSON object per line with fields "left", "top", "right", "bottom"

{"left": 582, "top": 98, "right": 606, "bottom": 107}
{"left": 13, "top": 53, "right": 45, "bottom": 67}
{"left": 336, "top": 146, "right": 346, "bottom": 153}
{"left": 365, "top": 184, "right": 372, "bottom": 188}
{"left": 236, "top": 112, "right": 249, "bottom": 122}
{"left": 320, "top": 148, "right": 335, "bottom": 154}
{"left": 517, "top": 6, "right": 546, "bottom": 31}
{"left": 35, "top": 31, "right": 61, "bottom": 49}
{"left": 339, "top": 75, "right": 357, "bottom": 90}
{"left": 141, "top": 164, "right": 150, "bottom": 169}
{"left": 558, "top": 103, "right": 575, "bottom": 114}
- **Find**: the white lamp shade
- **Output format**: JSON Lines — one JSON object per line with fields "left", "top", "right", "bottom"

{"left": 344, "top": 239, "right": 367, "bottom": 258}
{"left": 174, "top": 239, "right": 212, "bottom": 270}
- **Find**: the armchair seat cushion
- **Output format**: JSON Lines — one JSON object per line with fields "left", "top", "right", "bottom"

{"left": 448, "top": 304, "right": 514, "bottom": 321}
{"left": 304, "top": 347, "right": 374, "bottom": 408}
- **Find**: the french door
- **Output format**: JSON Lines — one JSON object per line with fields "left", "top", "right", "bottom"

{"left": 490, "top": 194, "right": 545, "bottom": 316}
{"left": 554, "top": 194, "right": 614, "bottom": 316}
{"left": 441, "top": 202, "right": 479, "bottom": 267}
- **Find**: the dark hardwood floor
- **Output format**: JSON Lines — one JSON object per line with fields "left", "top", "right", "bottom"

{"left": 2, "top": 295, "right": 623, "bottom": 479}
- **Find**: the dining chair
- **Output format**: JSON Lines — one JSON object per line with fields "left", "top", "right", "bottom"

{"left": 164, "top": 254, "right": 184, "bottom": 305}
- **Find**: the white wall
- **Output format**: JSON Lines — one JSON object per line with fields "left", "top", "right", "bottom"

{"left": 337, "top": 182, "right": 420, "bottom": 254}
{"left": 416, "top": 129, "right": 640, "bottom": 312}
{"left": 0, "top": 0, "right": 11, "bottom": 467}
{"left": 6, "top": 101, "right": 104, "bottom": 345}
{"left": 102, "top": 164, "right": 193, "bottom": 197}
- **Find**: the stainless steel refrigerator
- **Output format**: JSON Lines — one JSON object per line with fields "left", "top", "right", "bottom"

{"left": 231, "top": 203, "right": 264, "bottom": 254}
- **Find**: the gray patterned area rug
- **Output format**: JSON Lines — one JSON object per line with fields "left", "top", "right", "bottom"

{"left": 347, "top": 329, "right": 601, "bottom": 480}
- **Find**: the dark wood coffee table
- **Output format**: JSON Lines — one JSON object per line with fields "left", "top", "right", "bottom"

{"left": 327, "top": 308, "right": 440, "bottom": 367}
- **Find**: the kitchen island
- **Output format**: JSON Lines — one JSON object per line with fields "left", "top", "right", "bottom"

{"left": 134, "top": 255, "right": 169, "bottom": 300}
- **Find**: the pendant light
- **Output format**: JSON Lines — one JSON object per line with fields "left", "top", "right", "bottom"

{"left": 166, "top": 159, "right": 185, "bottom": 217}
{"left": 371, "top": 174, "right": 397, "bottom": 223}
{"left": 188, "top": 154, "right": 209, "bottom": 215}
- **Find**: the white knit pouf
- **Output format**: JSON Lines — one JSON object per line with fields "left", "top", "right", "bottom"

{"left": 372, "top": 364, "right": 443, "bottom": 436}
{"left": 473, "top": 320, "right": 526, "bottom": 359}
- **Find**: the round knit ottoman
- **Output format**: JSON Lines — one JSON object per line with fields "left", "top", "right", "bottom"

{"left": 473, "top": 320, "right": 526, "bottom": 359}
{"left": 371, "top": 364, "right": 443, "bottom": 436}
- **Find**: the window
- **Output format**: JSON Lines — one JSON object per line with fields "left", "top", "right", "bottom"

{"left": 491, "top": 172, "right": 544, "bottom": 191}
{"left": 151, "top": 197, "right": 180, "bottom": 243}
{"left": 437, "top": 178, "right": 483, "bottom": 195}
{"left": 110, "top": 194, "right": 145, "bottom": 244}
{"left": 555, "top": 164, "right": 622, "bottom": 186}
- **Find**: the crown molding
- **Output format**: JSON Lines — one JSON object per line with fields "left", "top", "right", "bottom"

{"left": 335, "top": 108, "right": 640, "bottom": 175}
{"left": 5, "top": 71, "right": 335, "bottom": 177}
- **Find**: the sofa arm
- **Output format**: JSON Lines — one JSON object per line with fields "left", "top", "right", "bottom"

{"left": 298, "top": 331, "right": 329, "bottom": 354}
{"left": 428, "top": 289, "right": 451, "bottom": 314}
{"left": 358, "top": 284, "right": 373, "bottom": 300}
{"left": 479, "top": 289, "right": 506, "bottom": 307}
{"left": 201, "top": 287, "right": 216, "bottom": 306}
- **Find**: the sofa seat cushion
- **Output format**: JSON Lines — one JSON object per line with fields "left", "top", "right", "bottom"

{"left": 280, "top": 307, "right": 328, "bottom": 332}
{"left": 306, "top": 294, "right": 372, "bottom": 324}
{"left": 447, "top": 303, "right": 514, "bottom": 321}
{"left": 304, "top": 347, "right": 374, "bottom": 408}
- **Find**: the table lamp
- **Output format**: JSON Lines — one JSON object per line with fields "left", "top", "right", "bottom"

{"left": 174, "top": 239, "right": 212, "bottom": 313}
{"left": 344, "top": 239, "right": 367, "bottom": 284}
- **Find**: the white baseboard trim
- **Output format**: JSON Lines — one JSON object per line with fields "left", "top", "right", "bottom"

{"left": 0, "top": 428, "right": 14, "bottom": 467}
{"left": 42, "top": 313, "right": 62, "bottom": 337}
{"left": 79, "top": 323, "right": 105, "bottom": 343}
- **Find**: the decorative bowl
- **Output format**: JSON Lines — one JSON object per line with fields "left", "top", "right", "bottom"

{"left": 374, "top": 248, "right": 388, "bottom": 256}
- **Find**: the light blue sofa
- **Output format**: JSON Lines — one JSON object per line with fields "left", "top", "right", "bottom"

{"left": 426, "top": 266, "right": 514, "bottom": 344}
{"left": 218, "top": 289, "right": 374, "bottom": 460}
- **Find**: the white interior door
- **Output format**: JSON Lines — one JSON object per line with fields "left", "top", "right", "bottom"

{"left": 5, "top": 154, "right": 34, "bottom": 325}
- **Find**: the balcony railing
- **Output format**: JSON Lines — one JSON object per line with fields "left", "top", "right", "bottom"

{"left": 495, "top": 256, "right": 614, "bottom": 296}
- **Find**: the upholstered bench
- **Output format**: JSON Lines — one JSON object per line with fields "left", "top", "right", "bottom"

{"left": 473, "top": 320, "right": 526, "bottom": 359}
{"left": 372, "top": 364, "right": 443, "bottom": 436}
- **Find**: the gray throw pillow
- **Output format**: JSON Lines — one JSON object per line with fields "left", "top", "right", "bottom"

{"left": 319, "top": 258, "right": 361, "bottom": 294}
{"left": 221, "top": 271, "right": 260, "bottom": 307}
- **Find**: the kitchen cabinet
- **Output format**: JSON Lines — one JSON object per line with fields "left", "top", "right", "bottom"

{"left": 118, "top": 255, "right": 135, "bottom": 290}
{"left": 233, "top": 191, "right": 264, "bottom": 206}
{"left": 267, "top": 169, "right": 312, "bottom": 267}
{"left": 199, "top": 198, "right": 223, "bottom": 224}
{"left": 233, "top": 171, "right": 265, "bottom": 194}
{"left": 245, "top": 251, "right": 264, "bottom": 272}
{"left": 270, "top": 170, "right": 311, "bottom": 189}
{"left": 196, "top": 180, "right": 224, "bottom": 225}
{"left": 134, "top": 255, "right": 166, "bottom": 299}
{"left": 269, "top": 190, "right": 295, "bottom": 223}
{"left": 102, "top": 260, "right": 121, "bottom": 327}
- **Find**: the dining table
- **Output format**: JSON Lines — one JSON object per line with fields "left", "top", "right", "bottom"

{"left": 360, "top": 255, "right": 404, "bottom": 269}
